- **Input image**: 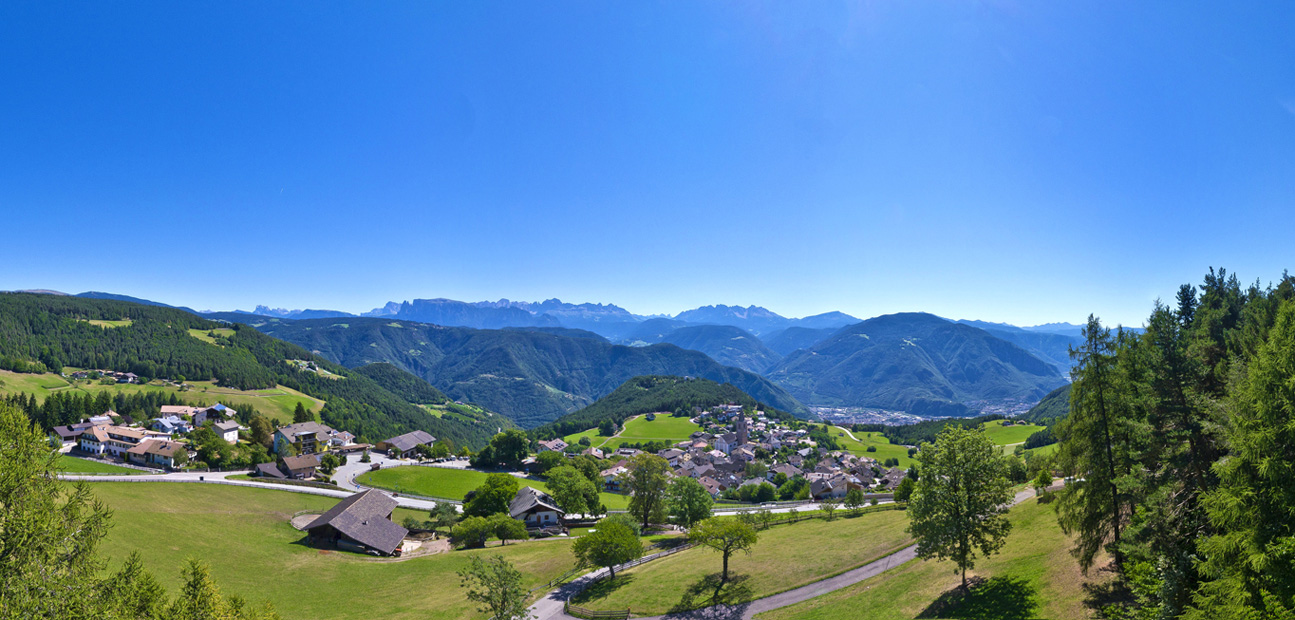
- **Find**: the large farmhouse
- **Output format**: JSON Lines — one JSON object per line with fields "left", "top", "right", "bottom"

{"left": 305, "top": 490, "right": 408, "bottom": 557}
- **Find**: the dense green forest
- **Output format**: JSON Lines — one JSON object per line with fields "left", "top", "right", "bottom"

{"left": 353, "top": 362, "right": 449, "bottom": 404}
{"left": 767, "top": 312, "right": 1067, "bottom": 417}
{"left": 629, "top": 324, "right": 784, "bottom": 374}
{"left": 236, "top": 316, "right": 807, "bottom": 428}
{"left": 0, "top": 293, "right": 497, "bottom": 448}
{"left": 534, "top": 375, "right": 798, "bottom": 439}
{"left": 1053, "top": 268, "right": 1295, "bottom": 619}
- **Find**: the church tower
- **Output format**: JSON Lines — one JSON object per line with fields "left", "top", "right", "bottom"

{"left": 737, "top": 412, "right": 748, "bottom": 446}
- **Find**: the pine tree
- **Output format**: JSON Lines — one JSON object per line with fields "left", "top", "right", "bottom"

{"left": 1187, "top": 299, "right": 1295, "bottom": 619}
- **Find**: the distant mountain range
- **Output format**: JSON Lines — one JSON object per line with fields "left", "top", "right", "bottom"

{"left": 224, "top": 315, "right": 807, "bottom": 428}
{"left": 767, "top": 312, "right": 1068, "bottom": 417}
{"left": 17, "top": 289, "right": 1089, "bottom": 421}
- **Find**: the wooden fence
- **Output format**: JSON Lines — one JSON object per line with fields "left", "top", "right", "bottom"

{"left": 563, "top": 600, "right": 629, "bottom": 620}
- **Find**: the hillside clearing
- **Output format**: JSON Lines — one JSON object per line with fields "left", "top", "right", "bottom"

{"left": 755, "top": 497, "right": 1113, "bottom": 620}
{"left": 981, "top": 419, "right": 1045, "bottom": 445}
{"left": 187, "top": 327, "right": 236, "bottom": 344}
{"left": 89, "top": 482, "right": 576, "bottom": 620}
{"left": 831, "top": 427, "right": 915, "bottom": 468}
{"left": 357, "top": 465, "right": 632, "bottom": 510}
{"left": 564, "top": 414, "right": 702, "bottom": 450}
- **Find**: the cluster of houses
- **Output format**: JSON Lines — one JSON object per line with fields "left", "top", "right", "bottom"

{"left": 252, "top": 421, "right": 437, "bottom": 480}
{"left": 67, "top": 368, "right": 142, "bottom": 384}
{"left": 52, "top": 403, "right": 244, "bottom": 469}
{"left": 535, "top": 404, "right": 911, "bottom": 504}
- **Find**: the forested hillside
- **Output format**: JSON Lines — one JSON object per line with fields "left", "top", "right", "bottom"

{"left": 0, "top": 293, "right": 497, "bottom": 447}
{"left": 768, "top": 312, "right": 1066, "bottom": 416}
{"left": 535, "top": 375, "right": 797, "bottom": 439}
{"left": 240, "top": 316, "right": 807, "bottom": 428}
{"left": 353, "top": 362, "right": 449, "bottom": 404}
{"left": 1021, "top": 383, "right": 1071, "bottom": 423}
{"left": 641, "top": 324, "right": 782, "bottom": 373}
{"left": 762, "top": 325, "right": 838, "bottom": 356}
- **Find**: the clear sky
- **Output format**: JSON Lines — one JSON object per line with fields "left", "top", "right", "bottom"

{"left": 2, "top": 2, "right": 1293, "bottom": 327}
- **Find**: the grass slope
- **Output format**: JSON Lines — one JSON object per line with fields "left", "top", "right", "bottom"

{"left": 981, "top": 419, "right": 1046, "bottom": 446}
{"left": 831, "top": 427, "right": 915, "bottom": 468}
{"left": 57, "top": 454, "right": 137, "bottom": 474}
{"left": 357, "top": 466, "right": 631, "bottom": 510}
{"left": 565, "top": 414, "right": 702, "bottom": 450}
{"left": 572, "top": 508, "right": 912, "bottom": 615}
{"left": 89, "top": 483, "right": 577, "bottom": 620}
{"left": 756, "top": 498, "right": 1113, "bottom": 620}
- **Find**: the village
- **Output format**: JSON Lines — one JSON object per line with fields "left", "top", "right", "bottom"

{"left": 52, "top": 392, "right": 915, "bottom": 561}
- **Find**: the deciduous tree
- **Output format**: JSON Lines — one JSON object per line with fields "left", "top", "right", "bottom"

{"left": 464, "top": 474, "right": 520, "bottom": 518}
{"left": 571, "top": 518, "right": 643, "bottom": 580}
{"left": 908, "top": 425, "right": 1013, "bottom": 590}
{"left": 458, "top": 555, "right": 533, "bottom": 620}
{"left": 668, "top": 476, "right": 714, "bottom": 528}
{"left": 688, "top": 518, "right": 759, "bottom": 583}
{"left": 625, "top": 454, "right": 670, "bottom": 528}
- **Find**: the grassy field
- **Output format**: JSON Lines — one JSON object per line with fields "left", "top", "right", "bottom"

{"left": 562, "top": 426, "right": 606, "bottom": 446}
{"left": 0, "top": 371, "right": 322, "bottom": 423}
{"left": 831, "top": 427, "right": 915, "bottom": 468}
{"left": 981, "top": 419, "right": 1046, "bottom": 446}
{"left": 57, "top": 454, "right": 138, "bottom": 474}
{"left": 87, "top": 483, "right": 577, "bottom": 620}
{"left": 1027, "top": 442, "right": 1060, "bottom": 458}
{"left": 83, "top": 319, "right": 134, "bottom": 328}
{"left": 357, "top": 466, "right": 632, "bottom": 510}
{"left": 755, "top": 497, "right": 1113, "bottom": 620}
{"left": 572, "top": 508, "right": 913, "bottom": 615}
{"left": 0, "top": 369, "right": 75, "bottom": 398}
{"left": 564, "top": 415, "right": 702, "bottom": 450}
{"left": 187, "top": 327, "right": 236, "bottom": 344}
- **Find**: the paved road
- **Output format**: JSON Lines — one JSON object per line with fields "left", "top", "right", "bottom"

{"left": 60, "top": 468, "right": 444, "bottom": 511}
{"left": 532, "top": 485, "right": 1054, "bottom": 620}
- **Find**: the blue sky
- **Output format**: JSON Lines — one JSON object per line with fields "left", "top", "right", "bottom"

{"left": 2, "top": 2, "right": 1293, "bottom": 326}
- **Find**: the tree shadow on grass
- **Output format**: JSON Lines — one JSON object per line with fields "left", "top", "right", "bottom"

{"left": 669, "top": 573, "right": 754, "bottom": 615}
{"left": 916, "top": 576, "right": 1039, "bottom": 620}
{"left": 569, "top": 574, "right": 638, "bottom": 606}
{"left": 1081, "top": 563, "right": 1132, "bottom": 614}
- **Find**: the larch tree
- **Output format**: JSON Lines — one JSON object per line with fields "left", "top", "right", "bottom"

{"left": 1054, "top": 315, "right": 1140, "bottom": 572}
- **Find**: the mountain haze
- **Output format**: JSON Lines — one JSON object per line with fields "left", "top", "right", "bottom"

{"left": 768, "top": 312, "right": 1067, "bottom": 417}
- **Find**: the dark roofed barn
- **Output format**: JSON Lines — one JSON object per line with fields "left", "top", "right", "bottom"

{"left": 377, "top": 430, "right": 436, "bottom": 459}
{"left": 305, "top": 490, "right": 408, "bottom": 556}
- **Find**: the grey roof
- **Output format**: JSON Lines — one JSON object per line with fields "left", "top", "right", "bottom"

{"left": 255, "top": 462, "right": 287, "bottom": 479}
{"left": 306, "top": 490, "right": 407, "bottom": 555}
{"left": 277, "top": 421, "right": 335, "bottom": 443}
{"left": 382, "top": 430, "right": 436, "bottom": 453}
{"left": 508, "top": 486, "right": 564, "bottom": 520}
{"left": 213, "top": 420, "right": 240, "bottom": 432}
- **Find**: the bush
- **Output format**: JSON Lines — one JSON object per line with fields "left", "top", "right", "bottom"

{"left": 866, "top": 446, "right": 877, "bottom": 453}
